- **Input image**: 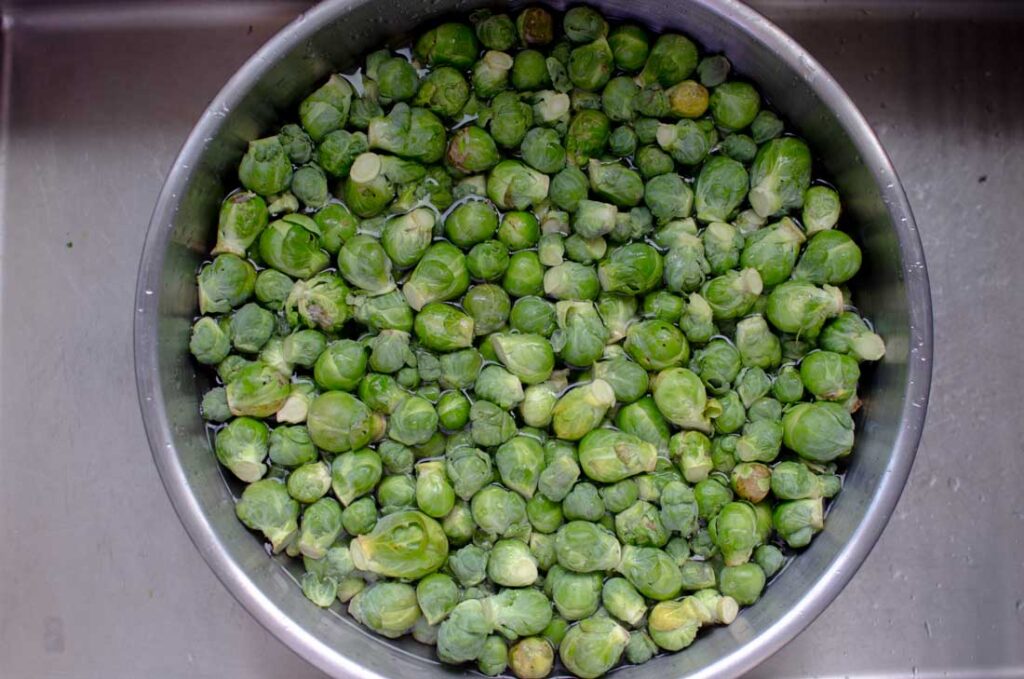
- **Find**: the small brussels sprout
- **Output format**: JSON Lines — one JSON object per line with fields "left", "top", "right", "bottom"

{"left": 436, "top": 391, "right": 470, "bottom": 431}
{"left": 485, "top": 539, "right": 539, "bottom": 588}
{"left": 735, "top": 418, "right": 784, "bottom": 463}
{"left": 749, "top": 136, "right": 812, "bottom": 218}
{"left": 624, "top": 320, "right": 689, "bottom": 371}
{"left": 348, "top": 581, "right": 421, "bottom": 639}
{"left": 615, "top": 500, "right": 669, "bottom": 548}
{"left": 578, "top": 429, "right": 658, "bottom": 483}
{"left": 737, "top": 367, "right": 772, "bottom": 408}
{"left": 268, "top": 425, "right": 316, "bottom": 468}
{"left": 694, "top": 155, "right": 749, "bottom": 223}
{"left": 278, "top": 123, "right": 313, "bottom": 165}
{"left": 460, "top": 285, "right": 511, "bottom": 337}
{"left": 700, "top": 221, "right": 742, "bottom": 276}
{"left": 509, "top": 636, "right": 555, "bottom": 679}
{"left": 640, "top": 33, "right": 698, "bottom": 87}
{"left": 601, "top": 578, "right": 647, "bottom": 628}
{"left": 214, "top": 417, "right": 268, "bottom": 482}
{"left": 562, "top": 482, "right": 604, "bottom": 522}
{"left": 701, "top": 268, "right": 763, "bottom": 320}
{"left": 501, "top": 250, "right": 543, "bottom": 298}
{"left": 716, "top": 563, "right": 767, "bottom": 607}
{"left": 525, "top": 491, "right": 564, "bottom": 534}
{"left": 412, "top": 460, "right": 454, "bottom": 520}
{"left": 197, "top": 254, "right": 256, "bottom": 314}
{"left": 306, "top": 391, "right": 373, "bottom": 453}
{"left": 617, "top": 545, "right": 683, "bottom": 601}
{"left": 782, "top": 401, "right": 855, "bottom": 462}
{"left": 471, "top": 485, "right": 528, "bottom": 538}
{"left": 413, "top": 66, "right": 470, "bottom": 119}
{"left": 773, "top": 498, "right": 824, "bottom": 548}
{"left": 754, "top": 544, "right": 786, "bottom": 579}
{"left": 487, "top": 160, "right": 550, "bottom": 211}
{"left": 313, "top": 340, "right": 367, "bottom": 391}
{"left": 766, "top": 281, "right": 844, "bottom": 337}
{"left": 545, "top": 565, "right": 602, "bottom": 621}
{"left": 235, "top": 478, "right": 299, "bottom": 553}
{"left": 477, "top": 635, "right": 508, "bottom": 676}
{"left": 516, "top": 6, "right": 555, "bottom": 45}
{"left": 348, "top": 509, "right": 449, "bottom": 580}
{"left": 671, "top": 430, "right": 713, "bottom": 483}
{"left": 281, "top": 272, "right": 350, "bottom": 334}
{"left": 189, "top": 317, "right": 231, "bottom": 366}
{"left": 541, "top": 262, "right": 597, "bottom": 302}
{"left": 510, "top": 296, "right": 558, "bottom": 337}
{"left": 600, "top": 76, "right": 638, "bottom": 123}
{"left": 414, "top": 572, "right": 459, "bottom": 628}
{"left": 800, "top": 350, "right": 860, "bottom": 401}
{"left": 446, "top": 127, "right": 500, "bottom": 177}
{"left": 553, "top": 300, "right": 610, "bottom": 367}
{"left": 225, "top": 361, "right": 291, "bottom": 418}
{"left": 605, "top": 23, "right": 649, "bottom": 71}
{"left": 598, "top": 242, "right": 664, "bottom": 296}
{"left": 286, "top": 461, "right": 331, "bottom": 503}
{"left": 253, "top": 269, "right": 293, "bottom": 312}
{"left": 710, "top": 501, "right": 760, "bottom": 566}
{"left": 734, "top": 314, "right": 782, "bottom": 370}
{"left": 659, "top": 481, "right": 699, "bottom": 537}
{"left": 608, "top": 125, "right": 638, "bottom": 158}
{"left": 472, "top": 49, "right": 512, "bottom": 96}
{"left": 201, "top": 387, "right": 231, "bottom": 423}
{"left": 652, "top": 367, "right": 716, "bottom": 433}
{"left": 709, "top": 81, "right": 761, "bottom": 131}
{"left": 819, "top": 311, "right": 886, "bottom": 362}
{"left": 511, "top": 48, "right": 550, "bottom": 91}
{"left": 792, "top": 229, "right": 863, "bottom": 285}
{"left": 466, "top": 239, "right": 511, "bottom": 282}
{"left": 802, "top": 185, "right": 842, "bottom": 235}
{"left": 661, "top": 236, "right": 708, "bottom": 295}
{"left": 290, "top": 164, "right": 329, "bottom": 209}
{"left": 551, "top": 380, "right": 616, "bottom": 441}
{"left": 472, "top": 365, "right": 523, "bottom": 410}
{"left": 572, "top": 199, "right": 617, "bottom": 240}
{"left": 592, "top": 356, "right": 648, "bottom": 404}
{"left": 296, "top": 496, "right": 344, "bottom": 559}
{"left": 567, "top": 37, "right": 613, "bottom": 92}
{"left": 495, "top": 436, "right": 545, "bottom": 500}
{"left": 491, "top": 333, "right": 556, "bottom": 385}
{"left": 559, "top": 615, "right": 630, "bottom": 679}
{"left": 693, "top": 339, "right": 741, "bottom": 395}
{"left": 666, "top": 79, "right": 709, "bottom": 118}
{"left": 555, "top": 521, "right": 621, "bottom": 574}
{"left": 212, "top": 191, "right": 269, "bottom": 257}
{"left": 549, "top": 165, "right": 590, "bottom": 213}
{"left": 515, "top": 127, "right": 565, "bottom": 175}
{"left": 297, "top": 73, "right": 353, "bottom": 141}
{"left": 739, "top": 217, "right": 805, "bottom": 286}
{"left": 368, "top": 104, "right": 447, "bottom": 165}
{"left": 697, "top": 54, "right": 731, "bottom": 87}
{"left": 377, "top": 56, "right": 419, "bottom": 103}
{"left": 475, "top": 12, "right": 517, "bottom": 51}
{"left": 710, "top": 435, "right": 738, "bottom": 474}
{"left": 280, "top": 329, "right": 326, "bottom": 369}
{"left": 413, "top": 20, "right": 478, "bottom": 68}
{"left": 489, "top": 588, "right": 554, "bottom": 640}
{"left": 616, "top": 397, "right": 671, "bottom": 455}
{"left": 389, "top": 395, "right": 439, "bottom": 447}
{"left": 538, "top": 452, "right": 580, "bottom": 504}
{"left": 655, "top": 119, "right": 716, "bottom": 166}
{"left": 238, "top": 136, "right": 293, "bottom": 196}
{"left": 565, "top": 109, "right": 611, "bottom": 165}
{"left": 413, "top": 303, "right": 474, "bottom": 353}
{"left": 644, "top": 173, "right": 693, "bottom": 224}
{"left": 439, "top": 348, "right": 483, "bottom": 390}
{"left": 436, "top": 598, "right": 491, "bottom": 663}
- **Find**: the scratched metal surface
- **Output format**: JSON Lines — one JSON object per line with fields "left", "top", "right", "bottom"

{"left": 0, "top": 1, "right": 1021, "bottom": 677}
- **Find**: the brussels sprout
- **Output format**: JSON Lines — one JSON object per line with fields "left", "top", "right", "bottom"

{"left": 235, "top": 478, "right": 300, "bottom": 553}
{"left": 413, "top": 66, "right": 470, "bottom": 119}
{"left": 477, "top": 634, "right": 508, "bottom": 676}
{"left": 732, "top": 314, "right": 782, "bottom": 370}
{"left": 268, "top": 425, "right": 316, "bottom": 468}
{"left": 599, "top": 578, "right": 646, "bottom": 629}
{"left": 376, "top": 208, "right": 433, "bottom": 269}
{"left": 435, "top": 349, "right": 481, "bottom": 391}
{"left": 212, "top": 191, "right": 269, "bottom": 257}
{"left": 710, "top": 436, "right": 738, "bottom": 474}
{"left": 559, "top": 615, "right": 630, "bottom": 679}
{"left": 348, "top": 581, "right": 421, "bottom": 639}
{"left": 671, "top": 430, "right": 713, "bottom": 484}
{"left": 365, "top": 330, "right": 410, "bottom": 375}
{"left": 238, "top": 136, "right": 293, "bottom": 197}
{"left": 709, "top": 81, "right": 760, "bottom": 131}
{"left": 412, "top": 460, "right": 454, "bottom": 520}
{"left": 819, "top": 311, "right": 886, "bottom": 362}
{"left": 285, "top": 461, "right": 331, "bottom": 504}
{"left": 313, "top": 340, "right": 366, "bottom": 391}
{"left": 436, "top": 597, "right": 492, "bottom": 663}
{"left": 225, "top": 361, "right": 291, "bottom": 418}
{"left": 510, "top": 49, "right": 549, "bottom": 91}
{"left": 473, "top": 50, "right": 513, "bottom": 100}
{"left": 737, "top": 367, "right": 772, "bottom": 408}
{"left": 472, "top": 365, "right": 523, "bottom": 411}
{"left": 368, "top": 104, "right": 447, "bottom": 165}
{"left": 306, "top": 391, "right": 373, "bottom": 453}
{"left": 507, "top": 296, "right": 556, "bottom": 337}
{"left": 283, "top": 272, "right": 350, "bottom": 334}
{"left": 693, "top": 155, "right": 749, "bottom": 223}
{"left": 490, "top": 588, "right": 553, "bottom": 639}
{"left": 434, "top": 391, "right": 470, "bottom": 431}
{"left": 697, "top": 54, "right": 731, "bottom": 87}
{"left": 567, "top": 37, "right": 613, "bottom": 92}
{"left": 701, "top": 268, "right": 763, "bottom": 320}
{"left": 252, "top": 270, "right": 293, "bottom": 313}
{"left": 530, "top": 174, "right": 576, "bottom": 222}
{"left": 545, "top": 564, "right": 602, "bottom": 621}
{"left": 412, "top": 20, "right": 478, "bottom": 68}
{"left": 376, "top": 56, "right": 419, "bottom": 103}
{"left": 457, "top": 238, "right": 507, "bottom": 281}
{"left": 598, "top": 243, "right": 664, "bottom": 296}
{"left": 551, "top": 380, "right": 616, "bottom": 441}
{"left": 287, "top": 164, "right": 327, "bottom": 210}
{"left": 488, "top": 333, "right": 556, "bottom": 386}
{"left": 525, "top": 492, "right": 563, "bottom": 534}
{"left": 509, "top": 636, "right": 555, "bottom": 679}
{"left": 485, "top": 539, "right": 539, "bottom": 588}
{"left": 214, "top": 417, "right": 268, "bottom": 482}
{"left": 592, "top": 356, "right": 648, "bottom": 405}
{"left": 802, "top": 185, "right": 842, "bottom": 235}
{"left": 615, "top": 500, "right": 669, "bottom": 548}
{"left": 471, "top": 485, "right": 529, "bottom": 538}
{"left": 571, "top": 199, "right": 616, "bottom": 240}
{"left": 197, "top": 254, "right": 256, "bottom": 314}
{"left": 562, "top": 482, "right": 604, "bottom": 523}
{"left": 766, "top": 281, "right": 844, "bottom": 337}
{"left": 738, "top": 217, "right": 805, "bottom": 286}
{"left": 640, "top": 33, "right": 697, "bottom": 87}
{"left": 553, "top": 300, "right": 609, "bottom": 367}
{"left": 657, "top": 481, "right": 697, "bottom": 537}
{"left": 348, "top": 509, "right": 448, "bottom": 579}
{"left": 666, "top": 79, "right": 709, "bottom": 118}
{"left": 297, "top": 74, "right": 353, "bottom": 142}
{"left": 604, "top": 23, "right": 648, "bottom": 71}
{"left": 754, "top": 544, "right": 786, "bottom": 579}
{"left": 278, "top": 123, "right": 313, "bottom": 165}
{"left": 699, "top": 221, "right": 741, "bottom": 276}
{"left": 792, "top": 229, "right": 862, "bottom": 286}
{"left": 678, "top": 559, "right": 717, "bottom": 591}
{"left": 616, "top": 398, "right": 671, "bottom": 455}
{"left": 652, "top": 367, "right": 716, "bottom": 433}
{"left": 693, "top": 339, "right": 741, "bottom": 395}
{"left": 710, "top": 501, "right": 760, "bottom": 566}
{"left": 201, "top": 387, "right": 231, "bottom": 423}
{"left": 735, "top": 418, "right": 783, "bottom": 463}
{"left": 538, "top": 453, "right": 581, "bottom": 504}
{"left": 800, "top": 350, "right": 860, "bottom": 401}
{"left": 749, "top": 136, "right": 812, "bottom": 218}
{"left": 315, "top": 130, "right": 368, "bottom": 180}
{"left": 484, "top": 160, "right": 549, "bottom": 212}
{"left": 624, "top": 320, "right": 689, "bottom": 371}
{"left": 617, "top": 545, "right": 683, "bottom": 601}
{"left": 475, "top": 12, "right": 516, "bottom": 51}
{"left": 555, "top": 521, "right": 621, "bottom": 573}
{"left": 189, "top": 317, "right": 231, "bottom": 366}
{"left": 773, "top": 498, "right": 824, "bottom": 548}
{"left": 601, "top": 77, "right": 638, "bottom": 125}
{"left": 644, "top": 173, "right": 693, "bottom": 224}
{"left": 655, "top": 119, "right": 716, "bottom": 166}
{"left": 414, "top": 303, "right": 474, "bottom": 355}
{"left": 386, "top": 395, "right": 437, "bottom": 448}
{"left": 296, "top": 496, "right": 344, "bottom": 559}
{"left": 565, "top": 109, "right": 610, "bottom": 165}
{"left": 577, "top": 429, "right": 658, "bottom": 483}
{"left": 414, "top": 572, "right": 459, "bottom": 628}
{"left": 781, "top": 401, "right": 855, "bottom": 462}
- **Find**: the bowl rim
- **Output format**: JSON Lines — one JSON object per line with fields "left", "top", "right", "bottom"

{"left": 133, "top": 1, "right": 933, "bottom": 677}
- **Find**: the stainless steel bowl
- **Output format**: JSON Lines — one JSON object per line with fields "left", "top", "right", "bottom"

{"left": 134, "top": 0, "right": 932, "bottom": 676}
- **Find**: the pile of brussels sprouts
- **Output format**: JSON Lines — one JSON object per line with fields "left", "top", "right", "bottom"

{"left": 189, "top": 5, "right": 886, "bottom": 677}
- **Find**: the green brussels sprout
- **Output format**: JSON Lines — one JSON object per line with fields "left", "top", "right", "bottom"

{"left": 624, "top": 320, "right": 689, "bottom": 370}
{"left": 487, "top": 539, "right": 539, "bottom": 587}
{"left": 693, "top": 339, "right": 741, "bottom": 395}
{"left": 471, "top": 485, "right": 528, "bottom": 538}
{"left": 366, "top": 329, "right": 410, "bottom": 375}
{"left": 747, "top": 396, "right": 783, "bottom": 423}
{"left": 551, "top": 380, "right": 616, "bottom": 441}
{"left": 283, "top": 272, "right": 351, "bottom": 333}
{"left": 792, "top": 229, "right": 862, "bottom": 285}
{"left": 498, "top": 211, "right": 541, "bottom": 251}
{"left": 773, "top": 498, "right": 824, "bottom": 548}
{"left": 356, "top": 374, "right": 402, "bottom": 417}
{"left": 527, "top": 494, "right": 565, "bottom": 534}
{"left": 608, "top": 125, "right": 638, "bottom": 158}
{"left": 659, "top": 481, "right": 699, "bottom": 537}
{"left": 693, "top": 155, "right": 749, "bottom": 223}
{"left": 513, "top": 49, "right": 551, "bottom": 91}
{"left": 713, "top": 390, "right": 745, "bottom": 434}
{"left": 717, "top": 563, "right": 770, "bottom": 606}
{"left": 377, "top": 56, "right": 419, "bottom": 103}
{"left": 549, "top": 166, "right": 590, "bottom": 213}
{"left": 475, "top": 365, "right": 525, "bottom": 410}
{"left": 197, "top": 254, "right": 256, "bottom": 314}
{"left": 710, "top": 501, "right": 760, "bottom": 566}
{"left": 473, "top": 50, "right": 513, "bottom": 99}
{"left": 655, "top": 118, "right": 716, "bottom": 166}
{"left": 800, "top": 350, "right": 860, "bottom": 401}
{"left": 368, "top": 104, "right": 447, "bottom": 164}
{"left": 478, "top": 635, "right": 508, "bottom": 676}
{"left": 278, "top": 123, "right": 313, "bottom": 165}
{"left": 414, "top": 21, "right": 479, "bottom": 68}
{"left": 559, "top": 615, "right": 630, "bottom": 679}
{"left": 555, "top": 521, "right": 621, "bottom": 573}
{"left": 615, "top": 500, "right": 669, "bottom": 548}
{"left": 570, "top": 200, "right": 616, "bottom": 241}
{"left": 739, "top": 217, "right": 805, "bottom": 286}
{"left": 296, "top": 496, "right": 344, "bottom": 559}
{"left": 695, "top": 479, "right": 732, "bottom": 524}
{"left": 439, "top": 348, "right": 483, "bottom": 389}
{"left": 253, "top": 269, "right": 293, "bottom": 312}
{"left": 516, "top": 7, "right": 554, "bottom": 46}
{"left": 348, "top": 509, "right": 448, "bottom": 579}
{"left": 289, "top": 164, "right": 328, "bottom": 209}
{"left": 602, "top": 577, "right": 647, "bottom": 628}
{"left": 562, "top": 482, "right": 604, "bottom": 522}
{"left": 307, "top": 391, "right": 373, "bottom": 453}
{"left": 541, "top": 262, "right": 597, "bottom": 302}
{"left": 736, "top": 367, "right": 772, "bottom": 408}
{"left": 819, "top": 311, "right": 886, "bottom": 362}
{"left": 519, "top": 126, "right": 566, "bottom": 174}
{"left": 701, "top": 268, "right": 763, "bottom": 320}
{"left": 286, "top": 461, "right": 331, "bottom": 503}
{"left": 298, "top": 74, "right": 353, "bottom": 141}
{"left": 617, "top": 545, "right": 683, "bottom": 601}
{"left": 415, "top": 572, "right": 460, "bottom": 627}
{"left": 670, "top": 430, "right": 713, "bottom": 483}
{"left": 489, "top": 91, "right": 534, "bottom": 148}
{"left": 749, "top": 136, "right": 812, "bottom": 218}
{"left": 475, "top": 12, "right": 517, "bottom": 51}
{"left": 467, "top": 240, "right": 511, "bottom": 282}
{"left": 449, "top": 543, "right": 490, "bottom": 587}
{"left": 413, "top": 459, "right": 455, "bottom": 519}
{"left": 336, "top": 232, "right": 395, "bottom": 293}
{"left": 598, "top": 243, "right": 664, "bottom": 296}
{"left": 313, "top": 340, "right": 366, "bottom": 391}
{"left": 532, "top": 89, "right": 572, "bottom": 127}
{"left": 644, "top": 173, "right": 693, "bottom": 223}
{"left": 490, "top": 333, "right": 556, "bottom": 385}
{"left": 436, "top": 597, "right": 492, "bottom": 663}
{"left": 601, "top": 76, "right": 638, "bottom": 122}
{"left": 201, "top": 387, "right": 231, "bottom": 423}
{"left": 189, "top": 317, "right": 231, "bottom": 365}
{"left": 217, "top": 355, "right": 254, "bottom": 384}
{"left": 750, "top": 109, "right": 784, "bottom": 143}
{"left": 461, "top": 285, "right": 511, "bottom": 337}
{"left": 766, "top": 281, "right": 844, "bottom": 337}
{"left": 652, "top": 367, "right": 716, "bottom": 433}
{"left": 503, "top": 250, "right": 545, "bottom": 298}
{"left": 802, "top": 185, "right": 842, "bottom": 235}
{"left": 348, "top": 581, "right": 421, "bottom": 639}
{"left": 281, "top": 329, "right": 326, "bottom": 368}
{"left": 316, "top": 129, "right": 368, "bottom": 179}
{"left": 446, "top": 126, "right": 501, "bottom": 177}
{"left": 568, "top": 37, "right": 613, "bottom": 92}
{"left": 538, "top": 449, "right": 581, "bottom": 503}
{"left": 562, "top": 6, "right": 608, "bottom": 43}
{"left": 436, "top": 391, "right": 471, "bottom": 431}
{"left": 735, "top": 418, "right": 784, "bottom": 463}
{"left": 781, "top": 401, "right": 855, "bottom": 462}
{"left": 662, "top": 236, "right": 708, "bottom": 296}
{"left": 678, "top": 558, "right": 717, "bottom": 591}
{"left": 710, "top": 435, "right": 739, "bottom": 474}
{"left": 234, "top": 478, "right": 299, "bottom": 553}
{"left": 212, "top": 191, "right": 268, "bottom": 257}
{"left": 616, "top": 398, "right": 671, "bottom": 455}
{"left": 720, "top": 133, "right": 757, "bottom": 164}
{"left": 268, "top": 425, "right": 316, "bottom": 468}
{"left": 697, "top": 54, "right": 731, "bottom": 87}
{"left": 770, "top": 460, "right": 826, "bottom": 500}
{"left": 754, "top": 544, "right": 786, "bottom": 579}
{"left": 257, "top": 215, "right": 329, "bottom": 281}
{"left": 734, "top": 314, "right": 782, "bottom": 370}
{"left": 214, "top": 417, "right": 268, "bottom": 482}
{"left": 592, "top": 356, "right": 648, "bottom": 404}
{"left": 700, "top": 221, "right": 742, "bottom": 275}
{"left": 226, "top": 361, "right": 291, "bottom": 418}
{"left": 389, "top": 395, "right": 439, "bottom": 447}
{"left": 414, "top": 66, "right": 470, "bottom": 119}
{"left": 510, "top": 296, "right": 558, "bottom": 337}
{"left": 327, "top": 447, "right": 382, "bottom": 507}
{"left": 709, "top": 81, "right": 760, "bottom": 131}
{"left": 490, "top": 587, "right": 553, "bottom": 639}
{"left": 516, "top": 382, "right": 556, "bottom": 429}
{"left": 666, "top": 79, "right": 709, "bottom": 118}
{"left": 444, "top": 444, "right": 493, "bottom": 500}
{"left": 487, "top": 160, "right": 549, "bottom": 211}
{"left": 577, "top": 428, "right": 658, "bottom": 483}
{"left": 378, "top": 441, "right": 415, "bottom": 479}
{"left": 646, "top": 597, "right": 702, "bottom": 651}
{"left": 640, "top": 33, "right": 697, "bottom": 87}
{"left": 413, "top": 304, "right": 474, "bottom": 354}
{"left": 238, "top": 136, "right": 293, "bottom": 196}
{"left": 607, "top": 23, "right": 649, "bottom": 71}
{"left": 378, "top": 208, "right": 434, "bottom": 269}
{"left": 509, "top": 636, "right": 555, "bottom": 679}
{"left": 566, "top": 109, "right": 610, "bottom": 165}
{"left": 546, "top": 565, "right": 602, "bottom": 620}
